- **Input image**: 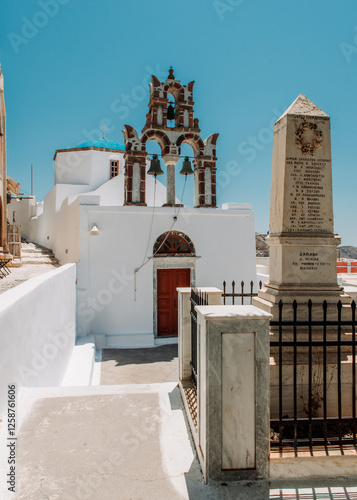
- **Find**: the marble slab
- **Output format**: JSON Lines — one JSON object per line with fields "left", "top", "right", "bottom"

{"left": 221, "top": 332, "right": 255, "bottom": 470}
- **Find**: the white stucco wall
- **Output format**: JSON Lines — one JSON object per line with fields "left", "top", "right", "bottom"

{"left": 8, "top": 167, "right": 171, "bottom": 265}
{"left": 55, "top": 149, "right": 124, "bottom": 190}
{"left": 69, "top": 171, "right": 168, "bottom": 208}
{"left": 8, "top": 187, "right": 81, "bottom": 264}
{"left": 0, "top": 264, "right": 77, "bottom": 415}
{"left": 49, "top": 197, "right": 80, "bottom": 264}
{"left": 7, "top": 197, "right": 40, "bottom": 240}
{"left": 76, "top": 202, "right": 256, "bottom": 345}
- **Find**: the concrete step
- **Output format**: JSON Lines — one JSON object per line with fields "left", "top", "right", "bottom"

{"left": 104, "top": 333, "right": 155, "bottom": 348}
{"left": 21, "top": 252, "right": 58, "bottom": 259}
{"left": 20, "top": 241, "right": 60, "bottom": 265}
{"left": 21, "top": 257, "right": 59, "bottom": 265}
{"left": 22, "top": 248, "right": 52, "bottom": 255}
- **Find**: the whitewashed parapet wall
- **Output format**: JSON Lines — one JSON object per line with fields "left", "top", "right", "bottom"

{"left": 0, "top": 264, "right": 76, "bottom": 415}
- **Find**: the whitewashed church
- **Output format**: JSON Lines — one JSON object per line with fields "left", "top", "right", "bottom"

{"left": 9, "top": 69, "right": 256, "bottom": 347}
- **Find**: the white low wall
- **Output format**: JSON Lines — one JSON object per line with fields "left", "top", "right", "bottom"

{"left": 0, "top": 264, "right": 77, "bottom": 415}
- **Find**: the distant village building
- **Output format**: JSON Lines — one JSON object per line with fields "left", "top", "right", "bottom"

{"left": 9, "top": 69, "right": 257, "bottom": 347}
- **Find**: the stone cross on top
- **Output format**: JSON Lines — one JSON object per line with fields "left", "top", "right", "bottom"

{"left": 100, "top": 123, "right": 110, "bottom": 140}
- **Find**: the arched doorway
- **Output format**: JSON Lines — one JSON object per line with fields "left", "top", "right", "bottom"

{"left": 153, "top": 231, "right": 196, "bottom": 337}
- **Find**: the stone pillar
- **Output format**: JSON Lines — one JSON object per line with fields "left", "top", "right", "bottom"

{"left": 211, "top": 167, "right": 217, "bottom": 207}
{"left": 123, "top": 152, "right": 147, "bottom": 206}
{"left": 162, "top": 154, "right": 179, "bottom": 206}
{"left": 177, "top": 287, "right": 222, "bottom": 383}
{"left": 166, "top": 164, "right": 175, "bottom": 205}
{"left": 253, "top": 94, "right": 350, "bottom": 320}
{"left": 194, "top": 160, "right": 205, "bottom": 207}
{"left": 195, "top": 305, "right": 271, "bottom": 482}
{"left": 194, "top": 158, "right": 217, "bottom": 208}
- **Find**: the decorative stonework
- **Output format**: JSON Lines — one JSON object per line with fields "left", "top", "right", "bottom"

{"left": 295, "top": 121, "right": 323, "bottom": 156}
{"left": 122, "top": 68, "right": 219, "bottom": 208}
{"left": 153, "top": 230, "right": 195, "bottom": 256}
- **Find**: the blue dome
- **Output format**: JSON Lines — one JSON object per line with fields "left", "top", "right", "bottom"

{"left": 76, "top": 139, "right": 125, "bottom": 150}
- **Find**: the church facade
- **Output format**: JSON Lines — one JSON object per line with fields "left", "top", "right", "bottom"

{"left": 9, "top": 70, "right": 257, "bottom": 347}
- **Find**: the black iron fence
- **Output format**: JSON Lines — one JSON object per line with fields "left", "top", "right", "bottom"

{"left": 188, "top": 280, "right": 357, "bottom": 453}
{"left": 222, "top": 280, "right": 262, "bottom": 305}
{"left": 190, "top": 288, "right": 208, "bottom": 390}
{"left": 270, "top": 299, "right": 357, "bottom": 453}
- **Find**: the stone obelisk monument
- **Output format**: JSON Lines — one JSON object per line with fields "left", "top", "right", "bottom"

{"left": 253, "top": 94, "right": 350, "bottom": 319}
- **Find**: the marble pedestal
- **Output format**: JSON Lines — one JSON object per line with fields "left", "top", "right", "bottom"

{"left": 253, "top": 236, "right": 351, "bottom": 321}
{"left": 194, "top": 305, "right": 271, "bottom": 482}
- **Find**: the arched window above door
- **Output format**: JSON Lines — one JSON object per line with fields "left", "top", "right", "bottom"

{"left": 153, "top": 231, "right": 195, "bottom": 257}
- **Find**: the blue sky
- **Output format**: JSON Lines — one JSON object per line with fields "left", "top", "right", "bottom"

{"left": 1, "top": 0, "right": 357, "bottom": 244}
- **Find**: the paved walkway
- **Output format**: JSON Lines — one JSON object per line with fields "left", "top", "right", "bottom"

{"left": 3, "top": 348, "right": 357, "bottom": 499}
{"left": 0, "top": 264, "right": 59, "bottom": 294}
{"left": 0, "top": 241, "right": 59, "bottom": 295}
{"left": 100, "top": 345, "right": 178, "bottom": 384}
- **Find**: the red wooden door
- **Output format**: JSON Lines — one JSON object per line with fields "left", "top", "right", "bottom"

{"left": 157, "top": 268, "right": 190, "bottom": 336}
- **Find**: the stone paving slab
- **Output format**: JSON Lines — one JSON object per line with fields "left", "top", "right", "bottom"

{"left": 16, "top": 392, "right": 180, "bottom": 499}
{"left": 100, "top": 345, "right": 178, "bottom": 385}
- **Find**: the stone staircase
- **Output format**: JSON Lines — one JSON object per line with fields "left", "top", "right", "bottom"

{"left": 21, "top": 242, "right": 60, "bottom": 266}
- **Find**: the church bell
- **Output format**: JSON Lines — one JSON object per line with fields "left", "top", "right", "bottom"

{"left": 179, "top": 157, "right": 194, "bottom": 176}
{"left": 147, "top": 154, "right": 164, "bottom": 177}
{"left": 167, "top": 104, "right": 175, "bottom": 121}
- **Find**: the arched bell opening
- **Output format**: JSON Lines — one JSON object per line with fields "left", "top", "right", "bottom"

{"left": 145, "top": 139, "right": 163, "bottom": 163}
{"left": 165, "top": 81, "right": 185, "bottom": 128}
{"left": 145, "top": 139, "right": 165, "bottom": 204}
{"left": 166, "top": 93, "right": 176, "bottom": 126}
{"left": 141, "top": 130, "right": 171, "bottom": 156}
{"left": 176, "top": 134, "right": 204, "bottom": 157}
{"left": 176, "top": 135, "right": 204, "bottom": 208}
{"left": 175, "top": 143, "right": 195, "bottom": 207}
